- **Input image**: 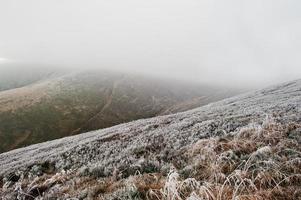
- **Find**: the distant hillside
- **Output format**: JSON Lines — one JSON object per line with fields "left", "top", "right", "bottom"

{"left": 0, "top": 79, "right": 300, "bottom": 200}
{"left": 0, "top": 69, "right": 238, "bottom": 153}
{"left": 0, "top": 63, "right": 66, "bottom": 91}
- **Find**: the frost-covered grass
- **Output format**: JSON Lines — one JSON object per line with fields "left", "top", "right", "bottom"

{"left": 0, "top": 79, "right": 301, "bottom": 199}
{"left": 151, "top": 118, "right": 301, "bottom": 200}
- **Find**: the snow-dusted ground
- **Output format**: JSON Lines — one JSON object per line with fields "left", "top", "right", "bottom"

{"left": 1, "top": 79, "right": 300, "bottom": 176}
{"left": 0, "top": 79, "right": 301, "bottom": 199}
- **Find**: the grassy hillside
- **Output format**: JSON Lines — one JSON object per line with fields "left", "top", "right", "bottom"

{"left": 0, "top": 70, "right": 237, "bottom": 153}
{"left": 0, "top": 79, "right": 300, "bottom": 200}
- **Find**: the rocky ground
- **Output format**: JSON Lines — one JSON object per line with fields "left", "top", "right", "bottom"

{"left": 0, "top": 79, "right": 301, "bottom": 200}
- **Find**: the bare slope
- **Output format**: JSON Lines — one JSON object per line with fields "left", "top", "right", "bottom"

{"left": 0, "top": 79, "right": 300, "bottom": 199}
{"left": 0, "top": 70, "right": 236, "bottom": 153}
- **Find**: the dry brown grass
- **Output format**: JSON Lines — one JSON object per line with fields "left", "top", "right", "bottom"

{"left": 144, "top": 117, "right": 301, "bottom": 200}
{"left": 1, "top": 116, "right": 300, "bottom": 200}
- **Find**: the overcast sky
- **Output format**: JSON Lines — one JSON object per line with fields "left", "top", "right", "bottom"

{"left": 0, "top": 0, "right": 301, "bottom": 88}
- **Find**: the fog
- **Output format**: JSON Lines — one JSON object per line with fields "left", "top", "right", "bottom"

{"left": 0, "top": 0, "right": 301, "bottom": 88}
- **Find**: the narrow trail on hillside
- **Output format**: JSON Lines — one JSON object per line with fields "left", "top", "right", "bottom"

{"left": 72, "top": 78, "right": 124, "bottom": 134}
{"left": 7, "top": 131, "right": 31, "bottom": 151}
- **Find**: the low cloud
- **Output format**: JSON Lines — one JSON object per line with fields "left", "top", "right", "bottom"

{"left": 0, "top": 0, "right": 301, "bottom": 88}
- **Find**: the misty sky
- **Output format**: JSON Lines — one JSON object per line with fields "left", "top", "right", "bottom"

{"left": 0, "top": 0, "right": 301, "bottom": 87}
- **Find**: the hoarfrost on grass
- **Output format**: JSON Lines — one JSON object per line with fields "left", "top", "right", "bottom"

{"left": 0, "top": 79, "right": 301, "bottom": 199}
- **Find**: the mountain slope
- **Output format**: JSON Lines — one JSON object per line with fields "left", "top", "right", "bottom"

{"left": 0, "top": 70, "right": 237, "bottom": 153}
{"left": 0, "top": 63, "right": 65, "bottom": 92}
{"left": 0, "top": 80, "right": 300, "bottom": 199}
